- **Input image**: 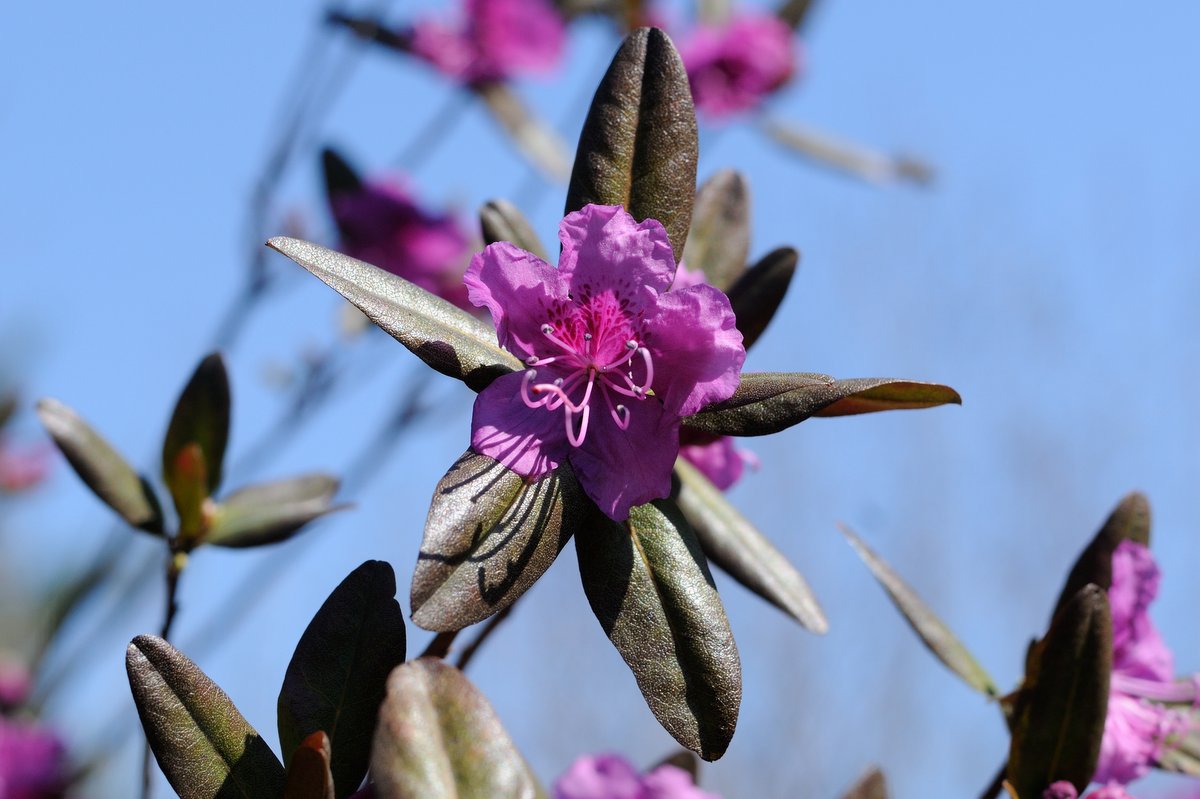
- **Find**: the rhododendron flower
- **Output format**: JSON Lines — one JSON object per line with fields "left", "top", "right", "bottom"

{"left": 0, "top": 440, "right": 49, "bottom": 493}
{"left": 1043, "top": 782, "right": 1135, "bottom": 799}
{"left": 466, "top": 204, "right": 745, "bottom": 520}
{"left": 678, "top": 14, "right": 797, "bottom": 118}
{"left": 554, "top": 753, "right": 720, "bottom": 799}
{"left": 409, "top": 0, "right": 565, "bottom": 85}
{"left": 330, "top": 179, "right": 471, "bottom": 309}
{"left": 0, "top": 718, "right": 66, "bottom": 799}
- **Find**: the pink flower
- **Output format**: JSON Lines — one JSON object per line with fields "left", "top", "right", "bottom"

{"left": 330, "top": 179, "right": 472, "bottom": 309}
{"left": 554, "top": 754, "right": 720, "bottom": 799}
{"left": 0, "top": 718, "right": 66, "bottom": 799}
{"left": 1043, "top": 783, "right": 1136, "bottom": 799}
{"left": 678, "top": 14, "right": 798, "bottom": 118}
{"left": 0, "top": 440, "right": 49, "bottom": 493}
{"left": 466, "top": 204, "right": 745, "bottom": 520}
{"left": 409, "top": 0, "right": 565, "bottom": 85}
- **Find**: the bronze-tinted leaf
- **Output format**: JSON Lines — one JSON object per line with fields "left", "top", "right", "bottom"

{"left": 480, "top": 199, "right": 549, "bottom": 261}
{"left": 279, "top": 561, "right": 406, "bottom": 799}
{"left": 207, "top": 474, "right": 345, "bottom": 549}
{"left": 682, "top": 170, "right": 750, "bottom": 291}
{"left": 0, "top": 392, "right": 15, "bottom": 429}
{"left": 1007, "top": 585, "right": 1112, "bottom": 799}
{"left": 268, "top": 237, "right": 521, "bottom": 392}
{"left": 775, "top": 0, "right": 819, "bottom": 30}
{"left": 565, "top": 27, "right": 698, "bottom": 263}
{"left": 371, "top": 658, "right": 543, "bottom": 799}
{"left": 475, "top": 82, "right": 571, "bottom": 183}
{"left": 321, "top": 148, "right": 363, "bottom": 202}
{"left": 162, "top": 353, "right": 230, "bottom": 501}
{"left": 284, "top": 732, "right": 336, "bottom": 799}
{"left": 1052, "top": 492, "right": 1151, "bottom": 620}
{"left": 725, "top": 247, "right": 798, "bottom": 350}
{"left": 411, "top": 452, "right": 579, "bottom": 632}
{"left": 841, "top": 525, "right": 997, "bottom": 696}
{"left": 686, "top": 373, "right": 961, "bottom": 437}
{"left": 126, "top": 635, "right": 285, "bottom": 799}
{"left": 675, "top": 458, "right": 826, "bottom": 632}
{"left": 763, "top": 118, "right": 934, "bottom": 185}
{"left": 576, "top": 500, "right": 740, "bottom": 760}
{"left": 36, "top": 398, "right": 163, "bottom": 533}
{"left": 838, "top": 766, "right": 888, "bottom": 799}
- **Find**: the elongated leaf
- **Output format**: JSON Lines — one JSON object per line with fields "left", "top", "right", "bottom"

{"left": 763, "top": 118, "right": 934, "bottom": 185}
{"left": 279, "top": 561, "right": 406, "bottom": 799}
{"left": 284, "top": 732, "right": 336, "bottom": 799}
{"left": 207, "top": 474, "right": 345, "bottom": 548}
{"left": 726, "top": 247, "right": 798, "bottom": 350}
{"left": 841, "top": 525, "right": 996, "bottom": 696}
{"left": 576, "top": 499, "right": 741, "bottom": 760}
{"left": 411, "top": 452, "right": 579, "bottom": 631}
{"left": 371, "top": 658, "right": 543, "bottom": 799}
{"left": 1053, "top": 492, "right": 1151, "bottom": 619}
{"left": 163, "top": 353, "right": 230, "bottom": 497}
{"left": 269, "top": 238, "right": 521, "bottom": 392}
{"left": 480, "top": 199, "right": 548, "bottom": 261}
{"left": 686, "top": 373, "right": 961, "bottom": 437}
{"left": 126, "top": 635, "right": 285, "bottom": 799}
{"left": 36, "top": 398, "right": 163, "bottom": 533}
{"left": 675, "top": 458, "right": 826, "bottom": 632}
{"left": 565, "top": 27, "right": 698, "bottom": 263}
{"left": 322, "top": 148, "right": 363, "bottom": 202}
{"left": 476, "top": 82, "right": 571, "bottom": 183}
{"left": 682, "top": 170, "right": 750, "bottom": 291}
{"left": 0, "top": 393, "right": 16, "bottom": 429}
{"left": 1008, "top": 585, "right": 1112, "bottom": 799}
{"left": 839, "top": 766, "right": 888, "bottom": 799}
{"left": 776, "top": 0, "right": 819, "bottom": 30}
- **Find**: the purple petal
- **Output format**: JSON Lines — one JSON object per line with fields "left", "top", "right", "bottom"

{"left": 0, "top": 718, "right": 67, "bottom": 798}
{"left": 679, "top": 14, "right": 797, "bottom": 118}
{"left": 1085, "top": 786, "right": 1135, "bottom": 799}
{"left": 471, "top": 370, "right": 568, "bottom": 480}
{"left": 1109, "top": 540, "right": 1174, "bottom": 681}
{"left": 466, "top": 0, "right": 565, "bottom": 81}
{"left": 679, "top": 434, "right": 746, "bottom": 491}
{"left": 553, "top": 754, "right": 643, "bottom": 799}
{"left": 0, "top": 659, "right": 31, "bottom": 708}
{"left": 558, "top": 205, "right": 677, "bottom": 311}
{"left": 643, "top": 284, "right": 745, "bottom": 417}
{"left": 641, "top": 764, "right": 722, "bottom": 799}
{"left": 1094, "top": 692, "right": 1182, "bottom": 785}
{"left": 568, "top": 397, "right": 680, "bottom": 520}
{"left": 1042, "top": 783, "right": 1078, "bottom": 799}
{"left": 465, "top": 242, "right": 569, "bottom": 361}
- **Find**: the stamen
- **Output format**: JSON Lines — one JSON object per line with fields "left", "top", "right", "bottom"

{"left": 611, "top": 404, "right": 630, "bottom": 430}
{"left": 521, "top": 370, "right": 552, "bottom": 409}
{"left": 1112, "top": 673, "right": 1200, "bottom": 706}
{"left": 566, "top": 403, "right": 591, "bottom": 447}
{"left": 635, "top": 347, "right": 654, "bottom": 393}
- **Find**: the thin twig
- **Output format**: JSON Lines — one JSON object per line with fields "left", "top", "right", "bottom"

{"left": 142, "top": 548, "right": 185, "bottom": 799}
{"left": 454, "top": 602, "right": 515, "bottom": 671}
{"left": 420, "top": 631, "right": 458, "bottom": 659}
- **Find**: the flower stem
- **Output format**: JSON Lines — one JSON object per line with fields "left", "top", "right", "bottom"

{"left": 455, "top": 603, "right": 515, "bottom": 672}
{"left": 142, "top": 548, "right": 187, "bottom": 799}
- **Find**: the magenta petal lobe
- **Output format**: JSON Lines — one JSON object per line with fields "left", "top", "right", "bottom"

{"left": 470, "top": 371, "right": 567, "bottom": 480}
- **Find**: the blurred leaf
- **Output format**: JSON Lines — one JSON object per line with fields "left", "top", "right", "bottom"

{"left": 682, "top": 170, "right": 750, "bottom": 291}
{"left": 411, "top": 452, "right": 579, "bottom": 632}
{"left": 207, "top": 474, "right": 345, "bottom": 548}
{"left": 480, "top": 199, "right": 549, "bottom": 261}
{"left": 1156, "top": 712, "right": 1200, "bottom": 776}
{"left": 651, "top": 751, "right": 700, "bottom": 783}
{"left": 686, "top": 373, "right": 961, "bottom": 437}
{"left": 371, "top": 658, "right": 544, "bottom": 799}
{"left": 1053, "top": 492, "right": 1151, "bottom": 620}
{"left": 321, "top": 148, "right": 363, "bottom": 201}
{"left": 697, "top": 0, "right": 731, "bottom": 25}
{"left": 0, "top": 392, "right": 15, "bottom": 429}
{"left": 763, "top": 118, "right": 934, "bottom": 185}
{"left": 326, "top": 11, "right": 413, "bottom": 53}
{"left": 269, "top": 237, "right": 521, "bottom": 392}
{"left": 576, "top": 499, "right": 740, "bottom": 760}
{"left": 840, "top": 525, "right": 997, "bottom": 696}
{"left": 674, "top": 458, "right": 826, "bottom": 632}
{"left": 170, "top": 442, "right": 210, "bottom": 542}
{"left": 838, "top": 766, "right": 888, "bottom": 799}
{"left": 476, "top": 82, "right": 571, "bottom": 184}
{"left": 126, "top": 635, "right": 285, "bottom": 799}
{"left": 565, "top": 27, "right": 698, "bottom": 263}
{"left": 36, "top": 398, "right": 163, "bottom": 533}
{"left": 725, "top": 247, "right": 798, "bottom": 350}
{"left": 284, "top": 732, "right": 336, "bottom": 799}
{"left": 162, "top": 353, "right": 230, "bottom": 498}
{"left": 279, "top": 561, "right": 406, "bottom": 799}
{"left": 775, "top": 0, "right": 819, "bottom": 30}
{"left": 1008, "top": 585, "right": 1112, "bottom": 799}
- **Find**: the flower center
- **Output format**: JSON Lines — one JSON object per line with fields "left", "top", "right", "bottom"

{"left": 519, "top": 315, "right": 654, "bottom": 448}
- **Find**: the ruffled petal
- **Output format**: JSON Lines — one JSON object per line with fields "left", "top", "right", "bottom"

{"left": 1109, "top": 540, "right": 1174, "bottom": 681}
{"left": 470, "top": 370, "right": 568, "bottom": 480}
{"left": 464, "top": 242, "right": 569, "bottom": 361}
{"left": 467, "top": 0, "right": 564, "bottom": 80}
{"left": 642, "top": 284, "right": 745, "bottom": 417}
{"left": 1094, "top": 692, "right": 1178, "bottom": 785}
{"left": 553, "top": 754, "right": 643, "bottom": 799}
{"left": 679, "top": 434, "right": 746, "bottom": 491}
{"left": 558, "top": 205, "right": 677, "bottom": 311}
{"left": 641, "top": 763, "right": 722, "bottom": 799}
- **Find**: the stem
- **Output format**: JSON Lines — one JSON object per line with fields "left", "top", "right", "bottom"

{"left": 455, "top": 603, "right": 515, "bottom": 671}
{"left": 420, "top": 631, "right": 458, "bottom": 659}
{"left": 142, "top": 548, "right": 186, "bottom": 799}
{"left": 395, "top": 91, "right": 470, "bottom": 173}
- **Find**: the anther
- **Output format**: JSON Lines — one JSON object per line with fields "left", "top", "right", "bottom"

{"left": 584, "top": 332, "right": 593, "bottom": 341}
{"left": 625, "top": 339, "right": 637, "bottom": 350}
{"left": 540, "top": 324, "right": 553, "bottom": 334}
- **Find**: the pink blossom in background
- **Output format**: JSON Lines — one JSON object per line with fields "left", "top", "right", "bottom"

{"left": 467, "top": 204, "right": 745, "bottom": 520}
{"left": 554, "top": 753, "right": 720, "bottom": 799}
{"left": 0, "top": 719, "right": 66, "bottom": 799}
{"left": 678, "top": 14, "right": 797, "bottom": 118}
{"left": 409, "top": 0, "right": 565, "bottom": 84}
{"left": 330, "top": 179, "right": 472, "bottom": 309}
{"left": 679, "top": 430, "right": 757, "bottom": 490}
{"left": 0, "top": 661, "right": 30, "bottom": 710}
{"left": 0, "top": 440, "right": 49, "bottom": 493}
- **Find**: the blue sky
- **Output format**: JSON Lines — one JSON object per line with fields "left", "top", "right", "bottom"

{"left": 3, "top": 1, "right": 1200, "bottom": 797}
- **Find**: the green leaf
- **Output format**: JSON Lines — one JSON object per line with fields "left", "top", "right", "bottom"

{"left": 1053, "top": 491, "right": 1151, "bottom": 620}
{"left": 321, "top": 147, "right": 364, "bottom": 201}
{"left": 207, "top": 474, "right": 345, "bottom": 549}
{"left": 840, "top": 525, "right": 997, "bottom": 696}
{"left": 268, "top": 237, "right": 522, "bottom": 392}
{"left": 283, "top": 731, "right": 336, "bottom": 799}
{"left": 163, "top": 352, "right": 230, "bottom": 502}
{"left": 279, "top": 561, "right": 406, "bottom": 799}
{"left": 411, "top": 452, "right": 580, "bottom": 632}
{"left": 565, "top": 27, "right": 698, "bottom": 263}
{"left": 681, "top": 170, "right": 750, "bottom": 291}
{"left": 1007, "top": 585, "right": 1112, "bottom": 799}
{"left": 480, "top": 199, "right": 549, "bottom": 261}
{"left": 475, "top": 82, "right": 571, "bottom": 184}
{"left": 576, "top": 499, "right": 741, "bottom": 760}
{"left": 685, "top": 373, "right": 962, "bottom": 437}
{"left": 126, "top": 635, "right": 285, "bottom": 799}
{"left": 838, "top": 766, "right": 888, "bottom": 799}
{"left": 725, "top": 247, "right": 798, "bottom": 350}
{"left": 674, "top": 458, "right": 826, "bottom": 632}
{"left": 36, "top": 398, "right": 163, "bottom": 533}
{"left": 371, "top": 658, "right": 544, "bottom": 799}
{"left": 775, "top": 0, "right": 820, "bottom": 30}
